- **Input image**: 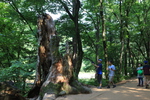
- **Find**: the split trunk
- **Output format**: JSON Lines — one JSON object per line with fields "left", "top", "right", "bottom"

{"left": 27, "top": 14, "right": 91, "bottom": 100}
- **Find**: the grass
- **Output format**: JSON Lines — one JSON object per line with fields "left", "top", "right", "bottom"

{"left": 78, "top": 75, "right": 132, "bottom": 87}
{"left": 78, "top": 78, "right": 108, "bottom": 87}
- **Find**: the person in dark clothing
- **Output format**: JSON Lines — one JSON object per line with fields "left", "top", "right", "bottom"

{"left": 136, "top": 63, "right": 144, "bottom": 87}
{"left": 92, "top": 59, "right": 103, "bottom": 89}
{"left": 143, "top": 61, "right": 150, "bottom": 88}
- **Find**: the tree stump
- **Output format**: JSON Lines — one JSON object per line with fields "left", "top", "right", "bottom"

{"left": 28, "top": 13, "right": 91, "bottom": 100}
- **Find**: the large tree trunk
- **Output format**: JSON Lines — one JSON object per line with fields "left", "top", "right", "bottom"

{"left": 28, "top": 14, "right": 91, "bottom": 100}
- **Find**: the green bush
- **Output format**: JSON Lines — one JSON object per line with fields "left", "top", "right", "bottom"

{"left": 0, "top": 59, "right": 36, "bottom": 96}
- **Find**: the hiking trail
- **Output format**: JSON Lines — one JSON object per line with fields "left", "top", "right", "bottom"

{"left": 56, "top": 78, "right": 150, "bottom": 100}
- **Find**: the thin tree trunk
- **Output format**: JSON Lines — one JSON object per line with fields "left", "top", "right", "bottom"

{"left": 100, "top": 0, "right": 108, "bottom": 72}
{"left": 95, "top": 8, "right": 101, "bottom": 62}
{"left": 119, "top": 0, "right": 124, "bottom": 74}
{"left": 125, "top": 1, "right": 130, "bottom": 76}
{"left": 124, "top": 51, "right": 127, "bottom": 75}
{"left": 95, "top": 28, "right": 100, "bottom": 62}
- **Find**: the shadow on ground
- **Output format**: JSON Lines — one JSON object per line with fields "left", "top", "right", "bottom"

{"left": 56, "top": 78, "right": 150, "bottom": 100}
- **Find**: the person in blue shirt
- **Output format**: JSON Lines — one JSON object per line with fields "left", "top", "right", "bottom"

{"left": 92, "top": 59, "right": 103, "bottom": 89}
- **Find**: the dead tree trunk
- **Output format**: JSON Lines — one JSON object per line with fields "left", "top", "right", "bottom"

{"left": 28, "top": 14, "right": 91, "bottom": 100}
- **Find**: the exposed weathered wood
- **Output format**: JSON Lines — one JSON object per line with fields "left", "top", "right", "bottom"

{"left": 28, "top": 14, "right": 91, "bottom": 100}
{"left": 28, "top": 14, "right": 56, "bottom": 98}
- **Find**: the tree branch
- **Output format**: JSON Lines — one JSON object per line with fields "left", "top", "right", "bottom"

{"left": 58, "top": 0, "right": 74, "bottom": 20}
{"left": 8, "top": 1, "right": 34, "bottom": 34}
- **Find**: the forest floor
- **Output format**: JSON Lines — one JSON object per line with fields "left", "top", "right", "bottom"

{"left": 56, "top": 77, "right": 150, "bottom": 100}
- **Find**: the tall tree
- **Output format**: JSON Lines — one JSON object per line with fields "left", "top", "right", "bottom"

{"left": 83, "top": 0, "right": 102, "bottom": 63}
{"left": 57, "top": 0, "right": 83, "bottom": 78}
{"left": 99, "top": 0, "right": 108, "bottom": 71}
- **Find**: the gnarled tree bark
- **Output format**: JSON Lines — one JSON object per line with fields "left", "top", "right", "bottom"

{"left": 28, "top": 14, "right": 91, "bottom": 100}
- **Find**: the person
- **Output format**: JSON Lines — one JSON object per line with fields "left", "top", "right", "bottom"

{"left": 136, "top": 63, "right": 144, "bottom": 87}
{"left": 107, "top": 60, "right": 116, "bottom": 88}
{"left": 92, "top": 59, "right": 103, "bottom": 89}
{"left": 143, "top": 60, "right": 150, "bottom": 89}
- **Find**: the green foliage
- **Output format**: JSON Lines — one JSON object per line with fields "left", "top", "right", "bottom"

{"left": 79, "top": 78, "right": 107, "bottom": 87}
{"left": 1, "top": 0, "right": 150, "bottom": 96}
{"left": 79, "top": 78, "right": 97, "bottom": 86}
{"left": 0, "top": 59, "right": 36, "bottom": 94}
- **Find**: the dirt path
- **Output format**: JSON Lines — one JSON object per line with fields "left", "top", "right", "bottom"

{"left": 56, "top": 78, "right": 150, "bottom": 100}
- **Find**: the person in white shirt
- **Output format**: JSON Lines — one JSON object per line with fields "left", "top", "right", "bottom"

{"left": 107, "top": 60, "right": 116, "bottom": 88}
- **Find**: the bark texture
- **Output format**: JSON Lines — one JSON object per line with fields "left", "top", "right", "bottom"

{"left": 28, "top": 14, "right": 91, "bottom": 100}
